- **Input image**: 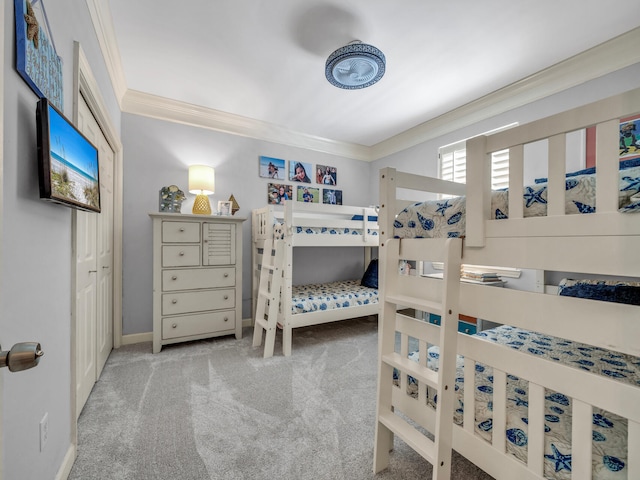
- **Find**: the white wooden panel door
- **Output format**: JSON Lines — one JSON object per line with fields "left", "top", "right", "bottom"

{"left": 75, "top": 95, "right": 114, "bottom": 416}
{"left": 95, "top": 115, "right": 114, "bottom": 377}
{"left": 74, "top": 199, "right": 98, "bottom": 416}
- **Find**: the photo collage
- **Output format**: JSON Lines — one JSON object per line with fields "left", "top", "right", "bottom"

{"left": 259, "top": 156, "right": 342, "bottom": 205}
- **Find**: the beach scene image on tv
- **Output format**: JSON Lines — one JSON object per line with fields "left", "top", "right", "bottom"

{"left": 48, "top": 105, "right": 100, "bottom": 208}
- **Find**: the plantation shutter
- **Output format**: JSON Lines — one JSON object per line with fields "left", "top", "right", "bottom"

{"left": 438, "top": 140, "right": 466, "bottom": 185}
{"left": 438, "top": 144, "right": 510, "bottom": 191}
{"left": 491, "top": 149, "right": 510, "bottom": 190}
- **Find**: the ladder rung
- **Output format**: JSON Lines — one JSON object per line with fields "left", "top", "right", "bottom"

{"left": 382, "top": 352, "right": 439, "bottom": 389}
{"left": 378, "top": 411, "right": 436, "bottom": 464}
{"left": 261, "top": 263, "right": 277, "bottom": 272}
{"left": 254, "top": 317, "right": 270, "bottom": 330}
{"left": 386, "top": 294, "right": 442, "bottom": 314}
{"left": 258, "top": 287, "right": 276, "bottom": 298}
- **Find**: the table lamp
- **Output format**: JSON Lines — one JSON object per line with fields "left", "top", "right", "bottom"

{"left": 189, "top": 165, "right": 215, "bottom": 215}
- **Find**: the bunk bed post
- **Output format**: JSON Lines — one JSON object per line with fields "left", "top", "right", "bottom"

{"left": 374, "top": 168, "right": 397, "bottom": 472}
{"left": 465, "top": 135, "right": 489, "bottom": 247}
{"left": 281, "top": 237, "right": 294, "bottom": 356}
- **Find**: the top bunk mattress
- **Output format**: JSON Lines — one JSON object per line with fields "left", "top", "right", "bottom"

{"left": 274, "top": 222, "right": 379, "bottom": 240}
{"left": 393, "top": 162, "right": 640, "bottom": 239}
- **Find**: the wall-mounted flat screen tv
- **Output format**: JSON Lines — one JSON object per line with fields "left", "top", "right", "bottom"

{"left": 36, "top": 98, "right": 101, "bottom": 212}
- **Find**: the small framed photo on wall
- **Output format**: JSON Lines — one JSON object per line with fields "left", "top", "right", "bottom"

{"left": 289, "top": 161, "right": 312, "bottom": 183}
{"left": 316, "top": 164, "right": 337, "bottom": 186}
{"left": 268, "top": 183, "right": 293, "bottom": 205}
{"left": 297, "top": 186, "right": 319, "bottom": 203}
{"left": 323, "top": 189, "right": 342, "bottom": 205}
{"left": 259, "top": 156, "right": 286, "bottom": 179}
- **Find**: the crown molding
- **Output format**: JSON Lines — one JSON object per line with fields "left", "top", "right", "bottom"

{"left": 85, "top": 0, "right": 127, "bottom": 106}
{"left": 121, "top": 90, "right": 373, "bottom": 161}
{"left": 371, "top": 27, "right": 640, "bottom": 160}
{"left": 88, "top": 7, "right": 639, "bottom": 162}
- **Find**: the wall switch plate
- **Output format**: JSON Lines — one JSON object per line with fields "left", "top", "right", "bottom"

{"left": 39, "top": 412, "right": 48, "bottom": 452}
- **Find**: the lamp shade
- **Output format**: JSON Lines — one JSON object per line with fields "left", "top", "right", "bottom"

{"left": 188, "top": 165, "right": 215, "bottom": 195}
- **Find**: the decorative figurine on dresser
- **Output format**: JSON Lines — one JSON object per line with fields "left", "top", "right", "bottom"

{"left": 149, "top": 212, "right": 246, "bottom": 353}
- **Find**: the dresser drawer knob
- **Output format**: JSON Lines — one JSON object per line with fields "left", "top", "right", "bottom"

{"left": 172, "top": 323, "right": 177, "bottom": 329}
{"left": 179, "top": 251, "right": 185, "bottom": 256}
{"left": 172, "top": 299, "right": 178, "bottom": 304}
{"left": 224, "top": 317, "right": 229, "bottom": 322}
{"left": 223, "top": 273, "right": 229, "bottom": 278}
{"left": 171, "top": 275, "right": 178, "bottom": 281}
{"left": 223, "top": 295, "right": 229, "bottom": 300}
{"left": 179, "top": 228, "right": 185, "bottom": 232}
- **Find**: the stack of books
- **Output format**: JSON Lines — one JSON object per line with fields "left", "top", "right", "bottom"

{"left": 461, "top": 270, "right": 501, "bottom": 283}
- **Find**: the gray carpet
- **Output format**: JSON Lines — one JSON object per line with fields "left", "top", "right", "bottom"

{"left": 69, "top": 317, "right": 494, "bottom": 479}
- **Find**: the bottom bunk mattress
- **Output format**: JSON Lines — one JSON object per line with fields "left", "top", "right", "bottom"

{"left": 290, "top": 279, "right": 378, "bottom": 314}
{"left": 396, "top": 325, "right": 639, "bottom": 480}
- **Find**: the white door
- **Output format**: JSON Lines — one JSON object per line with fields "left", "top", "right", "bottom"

{"left": 74, "top": 95, "right": 115, "bottom": 415}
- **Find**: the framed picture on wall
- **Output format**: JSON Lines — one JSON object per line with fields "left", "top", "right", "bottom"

{"left": 620, "top": 115, "right": 640, "bottom": 161}
{"left": 289, "top": 161, "right": 312, "bottom": 183}
{"left": 268, "top": 183, "right": 293, "bottom": 205}
{"left": 323, "top": 189, "right": 342, "bottom": 205}
{"left": 14, "top": 0, "right": 64, "bottom": 110}
{"left": 297, "top": 186, "right": 319, "bottom": 203}
{"left": 258, "top": 155, "right": 286, "bottom": 179}
{"left": 316, "top": 164, "right": 337, "bottom": 186}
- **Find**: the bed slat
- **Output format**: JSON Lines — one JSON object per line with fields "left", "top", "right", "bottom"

{"left": 527, "top": 383, "right": 545, "bottom": 476}
{"left": 571, "top": 399, "right": 593, "bottom": 480}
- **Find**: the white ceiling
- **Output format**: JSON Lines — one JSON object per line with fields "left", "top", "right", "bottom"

{"left": 105, "top": 1, "right": 640, "bottom": 152}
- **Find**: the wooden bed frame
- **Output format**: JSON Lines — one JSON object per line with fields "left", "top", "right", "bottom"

{"left": 251, "top": 202, "right": 379, "bottom": 356}
{"left": 374, "top": 87, "right": 640, "bottom": 479}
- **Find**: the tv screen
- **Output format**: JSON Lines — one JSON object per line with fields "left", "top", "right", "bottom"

{"left": 36, "top": 98, "right": 101, "bottom": 212}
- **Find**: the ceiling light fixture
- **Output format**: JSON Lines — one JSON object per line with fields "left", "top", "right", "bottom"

{"left": 325, "top": 40, "right": 386, "bottom": 90}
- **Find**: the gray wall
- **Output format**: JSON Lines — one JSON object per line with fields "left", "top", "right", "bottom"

{"left": 2, "top": 1, "right": 120, "bottom": 478}
{"left": 121, "top": 113, "right": 373, "bottom": 335}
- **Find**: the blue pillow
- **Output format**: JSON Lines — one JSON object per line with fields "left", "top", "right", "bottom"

{"left": 361, "top": 259, "right": 378, "bottom": 289}
{"left": 558, "top": 279, "right": 640, "bottom": 305}
{"left": 534, "top": 157, "right": 640, "bottom": 184}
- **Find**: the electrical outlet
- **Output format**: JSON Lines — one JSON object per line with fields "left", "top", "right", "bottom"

{"left": 39, "top": 412, "right": 48, "bottom": 452}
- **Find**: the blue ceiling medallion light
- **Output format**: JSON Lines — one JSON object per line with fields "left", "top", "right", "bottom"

{"left": 325, "top": 41, "right": 386, "bottom": 90}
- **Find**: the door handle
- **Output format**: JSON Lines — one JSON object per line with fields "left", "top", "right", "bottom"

{"left": 0, "top": 342, "right": 44, "bottom": 372}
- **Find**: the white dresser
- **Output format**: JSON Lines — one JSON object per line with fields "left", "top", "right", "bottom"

{"left": 149, "top": 213, "right": 246, "bottom": 353}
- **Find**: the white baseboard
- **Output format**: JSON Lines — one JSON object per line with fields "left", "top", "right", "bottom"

{"left": 121, "top": 332, "right": 153, "bottom": 345}
{"left": 56, "top": 444, "right": 76, "bottom": 480}
{"left": 242, "top": 317, "right": 253, "bottom": 328}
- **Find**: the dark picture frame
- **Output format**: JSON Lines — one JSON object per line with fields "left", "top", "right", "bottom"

{"left": 323, "top": 189, "right": 342, "bottom": 205}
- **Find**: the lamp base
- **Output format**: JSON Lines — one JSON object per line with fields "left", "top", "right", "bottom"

{"left": 192, "top": 194, "right": 212, "bottom": 215}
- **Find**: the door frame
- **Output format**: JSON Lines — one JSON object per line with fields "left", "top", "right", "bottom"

{"left": 0, "top": 3, "right": 6, "bottom": 479}
{"left": 69, "top": 41, "right": 123, "bottom": 447}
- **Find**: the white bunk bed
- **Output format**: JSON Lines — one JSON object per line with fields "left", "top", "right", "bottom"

{"left": 252, "top": 202, "right": 380, "bottom": 356}
{"left": 374, "top": 87, "right": 640, "bottom": 480}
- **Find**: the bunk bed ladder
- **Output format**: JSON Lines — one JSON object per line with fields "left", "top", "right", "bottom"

{"left": 252, "top": 237, "right": 285, "bottom": 358}
{"left": 374, "top": 237, "right": 462, "bottom": 479}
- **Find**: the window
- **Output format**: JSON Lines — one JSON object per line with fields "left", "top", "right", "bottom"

{"left": 438, "top": 124, "right": 517, "bottom": 193}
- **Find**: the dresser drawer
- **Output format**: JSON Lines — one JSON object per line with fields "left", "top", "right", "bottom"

{"left": 162, "top": 267, "right": 235, "bottom": 291}
{"left": 458, "top": 321, "right": 477, "bottom": 335}
{"left": 162, "top": 245, "right": 201, "bottom": 267}
{"left": 162, "top": 221, "right": 200, "bottom": 243}
{"left": 162, "top": 289, "right": 235, "bottom": 315}
{"left": 162, "top": 310, "right": 235, "bottom": 340}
